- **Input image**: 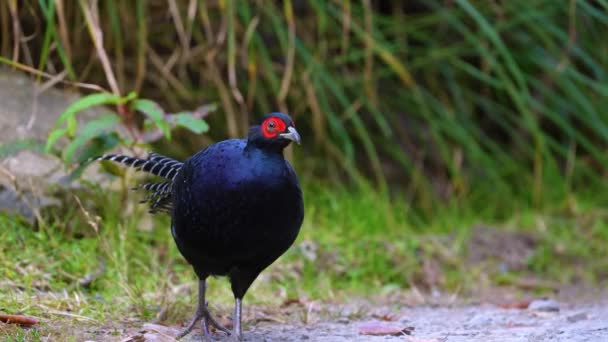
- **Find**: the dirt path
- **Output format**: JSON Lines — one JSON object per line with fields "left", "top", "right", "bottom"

{"left": 120, "top": 299, "right": 608, "bottom": 342}
{"left": 244, "top": 305, "right": 606, "bottom": 341}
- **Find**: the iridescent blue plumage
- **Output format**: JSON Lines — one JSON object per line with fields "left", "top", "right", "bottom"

{"left": 94, "top": 112, "right": 303, "bottom": 341}
{"left": 172, "top": 135, "right": 303, "bottom": 283}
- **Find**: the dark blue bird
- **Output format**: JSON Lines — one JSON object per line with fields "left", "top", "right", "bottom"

{"left": 94, "top": 113, "right": 304, "bottom": 340}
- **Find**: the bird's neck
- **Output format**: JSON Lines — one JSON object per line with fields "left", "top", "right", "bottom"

{"left": 244, "top": 141, "right": 285, "bottom": 158}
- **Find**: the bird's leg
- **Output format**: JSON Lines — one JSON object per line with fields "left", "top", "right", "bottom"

{"left": 231, "top": 297, "right": 243, "bottom": 341}
{"left": 177, "top": 279, "right": 230, "bottom": 340}
{"left": 176, "top": 279, "right": 206, "bottom": 340}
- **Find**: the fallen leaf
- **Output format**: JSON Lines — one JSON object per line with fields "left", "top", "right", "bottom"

{"left": 498, "top": 299, "right": 531, "bottom": 309}
{"left": 0, "top": 313, "right": 39, "bottom": 326}
{"left": 358, "top": 320, "right": 414, "bottom": 336}
{"left": 281, "top": 298, "right": 307, "bottom": 307}
{"left": 371, "top": 313, "right": 398, "bottom": 321}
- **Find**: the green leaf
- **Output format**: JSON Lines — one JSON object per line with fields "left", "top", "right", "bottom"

{"left": 133, "top": 99, "right": 163, "bottom": 121}
{"left": 67, "top": 116, "right": 78, "bottom": 136}
{"left": 170, "top": 113, "right": 210, "bottom": 134}
{"left": 124, "top": 91, "right": 138, "bottom": 102}
{"left": 49, "top": 92, "right": 133, "bottom": 153}
{"left": 99, "top": 160, "right": 126, "bottom": 177}
{"left": 57, "top": 93, "right": 123, "bottom": 128}
{"left": 79, "top": 114, "right": 121, "bottom": 138}
{"left": 55, "top": 92, "right": 127, "bottom": 138}
{"left": 77, "top": 133, "right": 121, "bottom": 164}
{"left": 63, "top": 135, "right": 92, "bottom": 165}
{"left": 62, "top": 114, "right": 120, "bottom": 163}
{"left": 70, "top": 133, "right": 122, "bottom": 179}
{"left": 45, "top": 128, "right": 68, "bottom": 152}
{"left": 134, "top": 99, "right": 171, "bottom": 139}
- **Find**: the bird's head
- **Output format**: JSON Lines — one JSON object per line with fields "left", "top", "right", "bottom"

{"left": 248, "top": 112, "right": 301, "bottom": 151}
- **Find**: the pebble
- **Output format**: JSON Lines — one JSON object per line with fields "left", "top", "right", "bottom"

{"left": 336, "top": 317, "right": 350, "bottom": 324}
{"left": 567, "top": 312, "right": 589, "bottom": 323}
{"left": 528, "top": 298, "right": 560, "bottom": 312}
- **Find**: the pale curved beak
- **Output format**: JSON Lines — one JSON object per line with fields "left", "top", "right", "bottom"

{"left": 279, "top": 126, "right": 301, "bottom": 145}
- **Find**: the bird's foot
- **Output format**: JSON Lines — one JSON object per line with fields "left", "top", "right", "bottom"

{"left": 201, "top": 315, "right": 213, "bottom": 342}
{"left": 203, "top": 300, "right": 231, "bottom": 335}
{"left": 205, "top": 311, "right": 231, "bottom": 335}
{"left": 176, "top": 311, "right": 202, "bottom": 340}
{"left": 176, "top": 306, "right": 231, "bottom": 340}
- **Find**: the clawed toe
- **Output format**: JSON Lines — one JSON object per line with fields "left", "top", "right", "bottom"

{"left": 176, "top": 313, "right": 230, "bottom": 340}
{"left": 176, "top": 311, "right": 202, "bottom": 339}
{"left": 206, "top": 315, "right": 231, "bottom": 335}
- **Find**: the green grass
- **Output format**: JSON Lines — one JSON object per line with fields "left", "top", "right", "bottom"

{"left": 1, "top": 181, "right": 607, "bottom": 339}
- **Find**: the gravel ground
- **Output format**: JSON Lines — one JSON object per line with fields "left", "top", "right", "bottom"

{"left": 244, "top": 304, "right": 607, "bottom": 342}
{"left": 127, "top": 299, "right": 608, "bottom": 342}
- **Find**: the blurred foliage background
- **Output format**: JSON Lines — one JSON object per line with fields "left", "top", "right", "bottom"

{"left": 1, "top": 2, "right": 608, "bottom": 333}
{"left": 2, "top": 0, "right": 606, "bottom": 212}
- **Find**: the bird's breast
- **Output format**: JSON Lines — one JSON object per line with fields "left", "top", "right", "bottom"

{"left": 177, "top": 150, "right": 302, "bottom": 236}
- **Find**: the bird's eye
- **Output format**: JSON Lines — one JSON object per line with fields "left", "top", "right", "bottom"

{"left": 261, "top": 117, "right": 285, "bottom": 139}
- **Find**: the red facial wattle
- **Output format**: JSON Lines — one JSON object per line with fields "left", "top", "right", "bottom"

{"left": 261, "top": 117, "right": 287, "bottom": 139}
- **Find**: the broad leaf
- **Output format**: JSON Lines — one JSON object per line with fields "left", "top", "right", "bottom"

{"left": 170, "top": 112, "right": 210, "bottom": 134}
{"left": 45, "top": 128, "right": 68, "bottom": 152}
{"left": 57, "top": 93, "right": 122, "bottom": 128}
{"left": 62, "top": 114, "right": 120, "bottom": 162}
{"left": 134, "top": 99, "right": 171, "bottom": 139}
{"left": 67, "top": 133, "right": 122, "bottom": 181}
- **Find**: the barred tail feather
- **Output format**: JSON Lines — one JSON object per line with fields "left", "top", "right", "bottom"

{"left": 97, "top": 154, "right": 146, "bottom": 168}
{"left": 96, "top": 152, "right": 183, "bottom": 180}
{"left": 137, "top": 181, "right": 173, "bottom": 213}
{"left": 139, "top": 181, "right": 172, "bottom": 194}
{"left": 93, "top": 152, "right": 182, "bottom": 214}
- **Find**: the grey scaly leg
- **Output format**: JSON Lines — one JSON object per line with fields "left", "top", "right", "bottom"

{"left": 231, "top": 297, "right": 243, "bottom": 341}
{"left": 177, "top": 279, "right": 230, "bottom": 340}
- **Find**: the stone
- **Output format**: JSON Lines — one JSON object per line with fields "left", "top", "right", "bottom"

{"left": 0, "top": 67, "right": 105, "bottom": 222}
{"left": 528, "top": 298, "right": 560, "bottom": 312}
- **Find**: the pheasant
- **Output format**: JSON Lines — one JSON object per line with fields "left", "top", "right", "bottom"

{"left": 94, "top": 112, "right": 304, "bottom": 340}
